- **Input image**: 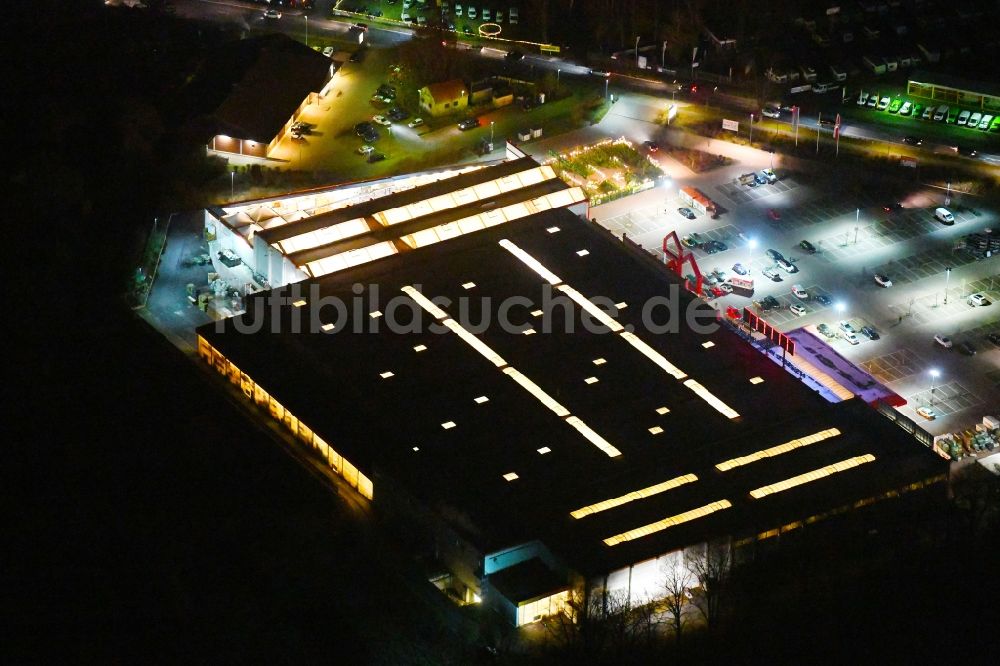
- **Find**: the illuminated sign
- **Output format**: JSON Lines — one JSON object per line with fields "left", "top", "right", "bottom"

{"left": 743, "top": 307, "right": 796, "bottom": 355}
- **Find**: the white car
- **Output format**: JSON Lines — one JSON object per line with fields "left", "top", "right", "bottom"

{"left": 372, "top": 115, "right": 392, "bottom": 126}
{"left": 776, "top": 258, "right": 798, "bottom": 273}
{"left": 357, "top": 145, "right": 376, "bottom": 155}
{"left": 789, "top": 304, "right": 807, "bottom": 317}
{"left": 957, "top": 110, "right": 971, "bottom": 126}
{"left": 874, "top": 273, "right": 892, "bottom": 288}
{"left": 762, "top": 106, "right": 781, "bottom": 119}
{"left": 454, "top": 3, "right": 462, "bottom": 16}
{"left": 857, "top": 92, "right": 869, "bottom": 106}
{"left": 878, "top": 96, "right": 890, "bottom": 110}
{"left": 842, "top": 330, "right": 860, "bottom": 345}
{"left": 979, "top": 114, "right": 994, "bottom": 130}
{"left": 407, "top": 117, "right": 425, "bottom": 128}
{"left": 934, "top": 334, "right": 953, "bottom": 348}
{"left": 264, "top": 8, "right": 281, "bottom": 19}
{"left": 968, "top": 293, "right": 989, "bottom": 306}
{"left": 468, "top": 6, "right": 476, "bottom": 19}
{"left": 899, "top": 101, "right": 911, "bottom": 115}
{"left": 760, "top": 168, "right": 778, "bottom": 183}
{"left": 921, "top": 106, "right": 934, "bottom": 120}
{"left": 934, "top": 208, "right": 955, "bottom": 224}
{"left": 916, "top": 406, "right": 937, "bottom": 420}
{"left": 322, "top": 46, "right": 335, "bottom": 58}
{"left": 792, "top": 284, "right": 809, "bottom": 299}
{"left": 839, "top": 320, "right": 856, "bottom": 334}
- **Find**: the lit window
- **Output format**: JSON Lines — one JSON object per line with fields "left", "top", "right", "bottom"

{"left": 522, "top": 328, "right": 536, "bottom": 335}
{"left": 649, "top": 426, "right": 664, "bottom": 435}
{"left": 292, "top": 299, "right": 307, "bottom": 307}
{"left": 370, "top": 310, "right": 383, "bottom": 319}
{"left": 503, "top": 472, "right": 519, "bottom": 481}
{"left": 531, "top": 309, "right": 544, "bottom": 317}
{"left": 656, "top": 406, "right": 670, "bottom": 415}
{"left": 474, "top": 396, "right": 489, "bottom": 404}
{"left": 413, "top": 344, "right": 427, "bottom": 352}
{"left": 593, "top": 358, "right": 607, "bottom": 365}
{"left": 537, "top": 446, "right": 551, "bottom": 455}
{"left": 584, "top": 376, "right": 599, "bottom": 384}
{"left": 750, "top": 376, "right": 764, "bottom": 384}
{"left": 441, "top": 421, "right": 456, "bottom": 429}
{"left": 321, "top": 323, "right": 335, "bottom": 332}
{"left": 546, "top": 226, "right": 560, "bottom": 233}
{"left": 576, "top": 249, "right": 590, "bottom": 257}
{"left": 462, "top": 282, "right": 476, "bottom": 290}
{"left": 380, "top": 371, "right": 394, "bottom": 379}
{"left": 702, "top": 341, "right": 715, "bottom": 349}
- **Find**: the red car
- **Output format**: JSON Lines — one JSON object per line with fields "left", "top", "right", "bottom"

{"left": 709, "top": 285, "right": 727, "bottom": 298}
{"left": 767, "top": 208, "right": 781, "bottom": 220}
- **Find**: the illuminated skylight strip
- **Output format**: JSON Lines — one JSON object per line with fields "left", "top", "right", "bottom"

{"left": 619, "top": 332, "right": 687, "bottom": 379}
{"left": 749, "top": 454, "right": 876, "bottom": 499}
{"left": 565, "top": 416, "right": 622, "bottom": 458}
{"left": 716, "top": 428, "right": 842, "bottom": 472}
{"left": 442, "top": 319, "right": 508, "bottom": 368}
{"left": 557, "top": 285, "right": 624, "bottom": 333}
{"left": 503, "top": 368, "right": 570, "bottom": 417}
{"left": 603, "top": 500, "right": 732, "bottom": 546}
{"left": 683, "top": 379, "right": 740, "bottom": 419}
{"left": 498, "top": 239, "right": 563, "bottom": 285}
{"left": 401, "top": 285, "right": 451, "bottom": 321}
{"left": 571, "top": 473, "right": 698, "bottom": 519}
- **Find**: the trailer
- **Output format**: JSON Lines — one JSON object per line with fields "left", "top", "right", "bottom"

{"left": 679, "top": 186, "right": 719, "bottom": 218}
{"left": 727, "top": 276, "right": 754, "bottom": 297}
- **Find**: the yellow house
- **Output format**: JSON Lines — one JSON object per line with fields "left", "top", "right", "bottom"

{"left": 419, "top": 79, "right": 469, "bottom": 116}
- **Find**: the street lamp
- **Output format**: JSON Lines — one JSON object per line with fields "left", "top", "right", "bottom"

{"left": 747, "top": 238, "right": 758, "bottom": 273}
{"left": 557, "top": 68, "right": 561, "bottom": 86}
{"left": 635, "top": 35, "right": 640, "bottom": 68}
{"left": 305, "top": 15, "right": 308, "bottom": 48}
{"left": 490, "top": 120, "right": 495, "bottom": 146}
{"left": 929, "top": 368, "right": 941, "bottom": 405}
{"left": 769, "top": 149, "right": 775, "bottom": 170}
{"left": 749, "top": 113, "right": 754, "bottom": 146}
{"left": 944, "top": 267, "right": 952, "bottom": 304}
{"left": 604, "top": 77, "right": 609, "bottom": 100}
{"left": 230, "top": 170, "right": 235, "bottom": 199}
{"left": 662, "top": 40, "right": 668, "bottom": 68}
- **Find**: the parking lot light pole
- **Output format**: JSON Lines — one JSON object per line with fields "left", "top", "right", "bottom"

{"left": 929, "top": 369, "right": 940, "bottom": 405}
{"left": 305, "top": 15, "right": 308, "bottom": 48}
{"left": 747, "top": 238, "right": 758, "bottom": 274}
{"left": 944, "top": 267, "right": 951, "bottom": 304}
{"left": 490, "top": 121, "right": 495, "bottom": 145}
{"left": 749, "top": 113, "right": 754, "bottom": 146}
{"left": 230, "top": 170, "right": 235, "bottom": 199}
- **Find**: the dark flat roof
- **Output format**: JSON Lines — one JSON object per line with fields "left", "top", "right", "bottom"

{"left": 200, "top": 208, "right": 945, "bottom": 576}
{"left": 909, "top": 70, "right": 1000, "bottom": 98}
{"left": 209, "top": 34, "right": 331, "bottom": 143}
{"left": 489, "top": 558, "right": 566, "bottom": 605}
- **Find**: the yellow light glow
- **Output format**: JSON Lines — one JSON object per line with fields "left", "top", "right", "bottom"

{"left": 502, "top": 368, "right": 570, "bottom": 417}
{"left": 715, "top": 428, "right": 842, "bottom": 471}
{"left": 498, "top": 239, "right": 563, "bottom": 285}
{"left": 603, "top": 500, "right": 732, "bottom": 546}
{"left": 584, "top": 376, "right": 599, "bottom": 384}
{"left": 683, "top": 379, "right": 740, "bottom": 419}
{"left": 749, "top": 454, "right": 876, "bottom": 498}
{"left": 546, "top": 226, "right": 560, "bottom": 233}
{"left": 503, "top": 472, "right": 519, "bottom": 481}
{"left": 749, "top": 376, "right": 764, "bottom": 384}
{"left": 571, "top": 473, "right": 698, "bottom": 519}
{"left": 442, "top": 421, "right": 456, "bottom": 429}
{"left": 593, "top": 358, "right": 607, "bottom": 365}
{"left": 462, "top": 282, "right": 476, "bottom": 289}
{"left": 648, "top": 426, "right": 663, "bottom": 434}
{"left": 292, "top": 299, "right": 307, "bottom": 307}
{"left": 474, "top": 395, "right": 490, "bottom": 404}
{"left": 537, "top": 446, "right": 551, "bottom": 454}
{"left": 413, "top": 344, "right": 427, "bottom": 352}
{"left": 620, "top": 332, "right": 687, "bottom": 379}
{"left": 379, "top": 371, "right": 394, "bottom": 379}
{"left": 656, "top": 407, "right": 670, "bottom": 415}
{"left": 565, "top": 416, "right": 622, "bottom": 458}
{"left": 702, "top": 341, "right": 715, "bottom": 348}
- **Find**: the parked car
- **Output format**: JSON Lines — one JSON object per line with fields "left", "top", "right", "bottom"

{"left": 815, "top": 294, "right": 832, "bottom": 306}
{"left": 978, "top": 114, "right": 993, "bottom": 130}
{"left": 681, "top": 233, "right": 704, "bottom": 248}
{"left": 357, "top": 144, "right": 376, "bottom": 155}
{"left": 677, "top": 207, "right": 695, "bottom": 219}
{"left": 968, "top": 293, "right": 990, "bottom": 306}
{"left": 761, "top": 295, "right": 780, "bottom": 310}
{"left": 458, "top": 118, "right": 480, "bottom": 131}
{"left": 776, "top": 258, "right": 798, "bottom": 273}
{"left": 643, "top": 140, "right": 659, "bottom": 152}
{"left": 387, "top": 107, "right": 410, "bottom": 122}
{"left": 968, "top": 112, "right": 982, "bottom": 128}
{"left": 913, "top": 103, "right": 924, "bottom": 118}
{"left": 264, "top": 8, "right": 281, "bottom": 19}
{"left": 322, "top": 46, "right": 336, "bottom": 58}
{"left": 765, "top": 248, "right": 784, "bottom": 262}
{"left": 762, "top": 106, "right": 781, "bottom": 118}
{"left": 866, "top": 96, "right": 877, "bottom": 108}
{"left": 763, "top": 267, "right": 782, "bottom": 282}
{"left": 889, "top": 98, "right": 902, "bottom": 113}
{"left": 902, "top": 136, "right": 922, "bottom": 146}
{"left": 792, "top": 284, "right": 809, "bottom": 299}
{"left": 372, "top": 115, "right": 391, "bottom": 126}
{"left": 921, "top": 106, "right": 933, "bottom": 120}
{"left": 367, "top": 152, "right": 387, "bottom": 163}
{"left": 861, "top": 325, "right": 880, "bottom": 340}
{"left": 767, "top": 208, "right": 781, "bottom": 220}
{"left": 703, "top": 240, "right": 727, "bottom": 253}
{"left": 842, "top": 330, "right": 859, "bottom": 345}
{"left": 957, "top": 341, "right": 976, "bottom": 356}
{"left": 754, "top": 172, "right": 768, "bottom": 185}
{"left": 354, "top": 121, "right": 375, "bottom": 137}
{"left": 760, "top": 168, "right": 778, "bottom": 183}
{"left": 933, "top": 334, "right": 953, "bottom": 348}
{"left": 934, "top": 208, "right": 955, "bottom": 225}
{"left": 789, "top": 304, "right": 807, "bottom": 316}
{"left": 957, "top": 109, "right": 971, "bottom": 126}
{"left": 799, "top": 239, "right": 816, "bottom": 254}
{"left": 874, "top": 273, "right": 892, "bottom": 287}
{"left": 916, "top": 406, "right": 937, "bottom": 420}
{"left": 709, "top": 285, "right": 727, "bottom": 298}
{"left": 505, "top": 49, "right": 524, "bottom": 61}
{"left": 899, "top": 101, "right": 912, "bottom": 115}
{"left": 717, "top": 282, "right": 733, "bottom": 294}
{"left": 877, "top": 96, "right": 890, "bottom": 110}
{"left": 817, "top": 323, "right": 835, "bottom": 338}
{"left": 407, "top": 117, "right": 425, "bottom": 128}
{"left": 839, "top": 320, "right": 857, "bottom": 334}
{"left": 732, "top": 262, "right": 749, "bottom": 275}
{"left": 856, "top": 92, "right": 868, "bottom": 106}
